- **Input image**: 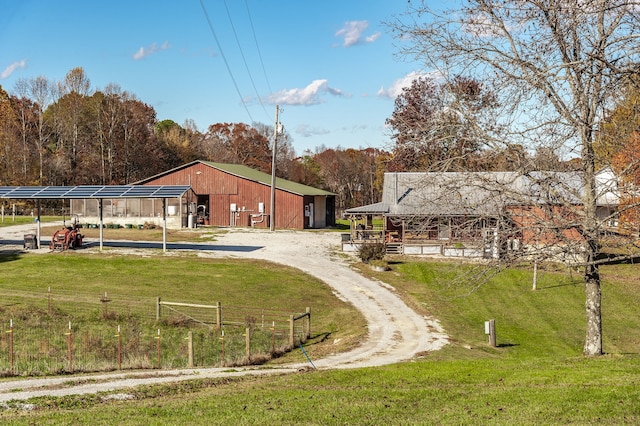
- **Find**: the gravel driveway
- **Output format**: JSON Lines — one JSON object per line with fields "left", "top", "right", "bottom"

{"left": 0, "top": 225, "right": 448, "bottom": 403}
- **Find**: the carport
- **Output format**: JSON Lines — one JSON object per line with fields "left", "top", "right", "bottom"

{"left": 0, "top": 185, "right": 190, "bottom": 252}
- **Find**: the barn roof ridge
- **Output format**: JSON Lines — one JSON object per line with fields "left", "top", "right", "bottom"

{"left": 199, "top": 161, "right": 335, "bottom": 197}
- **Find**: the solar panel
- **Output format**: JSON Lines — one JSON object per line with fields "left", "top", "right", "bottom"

{"left": 93, "top": 187, "right": 135, "bottom": 197}
{"left": 126, "top": 186, "right": 158, "bottom": 195}
{"left": 38, "top": 187, "right": 72, "bottom": 197}
{"left": 0, "top": 186, "right": 18, "bottom": 197}
{"left": 0, "top": 185, "right": 190, "bottom": 199}
{"left": 4, "top": 187, "right": 47, "bottom": 198}
{"left": 152, "top": 186, "right": 191, "bottom": 197}
{"left": 65, "top": 186, "right": 105, "bottom": 198}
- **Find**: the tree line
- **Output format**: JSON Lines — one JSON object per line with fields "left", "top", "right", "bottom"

{"left": 0, "top": 64, "right": 637, "bottom": 218}
{"left": 0, "top": 67, "right": 387, "bottom": 213}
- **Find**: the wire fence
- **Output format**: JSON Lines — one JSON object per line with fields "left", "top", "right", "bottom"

{"left": 0, "top": 288, "right": 310, "bottom": 376}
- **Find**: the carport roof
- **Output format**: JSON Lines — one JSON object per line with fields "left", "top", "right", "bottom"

{"left": 0, "top": 185, "right": 191, "bottom": 199}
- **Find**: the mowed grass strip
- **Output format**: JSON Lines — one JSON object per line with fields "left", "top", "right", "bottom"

{"left": 2, "top": 256, "right": 640, "bottom": 424}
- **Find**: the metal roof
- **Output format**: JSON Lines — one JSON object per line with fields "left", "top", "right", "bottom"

{"left": 202, "top": 162, "right": 335, "bottom": 196}
{"left": 345, "top": 170, "right": 619, "bottom": 218}
{"left": 0, "top": 185, "right": 191, "bottom": 199}
{"left": 136, "top": 160, "right": 336, "bottom": 197}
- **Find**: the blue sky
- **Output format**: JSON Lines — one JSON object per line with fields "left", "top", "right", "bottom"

{"left": 0, "top": 1, "right": 425, "bottom": 155}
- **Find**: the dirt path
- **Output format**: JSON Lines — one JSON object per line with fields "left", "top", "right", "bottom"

{"left": 0, "top": 225, "right": 448, "bottom": 402}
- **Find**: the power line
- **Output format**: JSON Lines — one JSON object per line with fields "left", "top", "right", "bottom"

{"left": 222, "top": 0, "right": 270, "bottom": 121}
{"left": 244, "top": 0, "right": 273, "bottom": 96}
{"left": 199, "top": 0, "right": 254, "bottom": 123}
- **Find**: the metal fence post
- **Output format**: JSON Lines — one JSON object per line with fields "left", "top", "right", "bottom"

{"left": 187, "top": 331, "right": 194, "bottom": 368}
{"left": 245, "top": 327, "right": 251, "bottom": 360}
{"left": 289, "top": 314, "right": 294, "bottom": 347}
{"left": 216, "top": 301, "right": 222, "bottom": 329}
{"left": 66, "top": 321, "right": 73, "bottom": 373}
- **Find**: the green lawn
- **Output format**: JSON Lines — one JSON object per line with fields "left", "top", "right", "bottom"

{"left": 2, "top": 251, "right": 640, "bottom": 425}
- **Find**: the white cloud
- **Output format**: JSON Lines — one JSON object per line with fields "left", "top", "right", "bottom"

{"left": 132, "top": 41, "right": 171, "bottom": 60}
{"left": 377, "top": 70, "right": 443, "bottom": 99}
{"left": 295, "top": 124, "right": 331, "bottom": 138}
{"left": 1, "top": 59, "right": 26, "bottom": 79}
{"left": 335, "top": 21, "right": 381, "bottom": 47}
{"left": 266, "top": 79, "right": 343, "bottom": 106}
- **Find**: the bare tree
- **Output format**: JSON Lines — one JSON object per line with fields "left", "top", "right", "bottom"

{"left": 388, "top": 0, "right": 640, "bottom": 356}
{"left": 16, "top": 76, "right": 57, "bottom": 184}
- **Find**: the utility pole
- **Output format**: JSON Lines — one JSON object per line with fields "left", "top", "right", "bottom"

{"left": 270, "top": 105, "right": 280, "bottom": 231}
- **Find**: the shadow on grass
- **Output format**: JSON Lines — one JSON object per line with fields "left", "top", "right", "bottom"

{"left": 537, "top": 281, "right": 581, "bottom": 290}
{"left": 0, "top": 251, "right": 22, "bottom": 263}
{"left": 83, "top": 240, "right": 262, "bottom": 253}
{"left": 597, "top": 253, "right": 640, "bottom": 265}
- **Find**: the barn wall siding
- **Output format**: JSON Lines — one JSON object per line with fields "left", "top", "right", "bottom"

{"left": 143, "top": 164, "right": 309, "bottom": 230}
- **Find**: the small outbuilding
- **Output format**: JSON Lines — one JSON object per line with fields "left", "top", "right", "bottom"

{"left": 136, "top": 160, "right": 336, "bottom": 230}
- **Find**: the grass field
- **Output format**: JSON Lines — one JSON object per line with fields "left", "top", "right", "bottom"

{"left": 1, "top": 242, "right": 640, "bottom": 424}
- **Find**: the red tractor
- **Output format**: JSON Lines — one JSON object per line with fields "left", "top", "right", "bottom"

{"left": 50, "top": 222, "right": 84, "bottom": 251}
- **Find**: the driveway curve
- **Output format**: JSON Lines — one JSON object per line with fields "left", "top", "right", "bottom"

{"left": 0, "top": 225, "right": 448, "bottom": 402}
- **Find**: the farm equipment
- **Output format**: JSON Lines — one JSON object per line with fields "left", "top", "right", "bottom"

{"left": 50, "top": 221, "right": 83, "bottom": 251}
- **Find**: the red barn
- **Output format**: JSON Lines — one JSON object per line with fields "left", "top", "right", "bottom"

{"left": 137, "top": 160, "right": 336, "bottom": 229}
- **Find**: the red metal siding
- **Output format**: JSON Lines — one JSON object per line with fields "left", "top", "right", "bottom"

{"left": 143, "top": 164, "right": 307, "bottom": 229}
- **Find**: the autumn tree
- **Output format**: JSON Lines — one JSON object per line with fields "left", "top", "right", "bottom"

{"left": 200, "top": 123, "right": 271, "bottom": 173}
{"left": 595, "top": 80, "right": 640, "bottom": 167}
{"left": 385, "top": 75, "right": 497, "bottom": 172}
{"left": 155, "top": 119, "right": 201, "bottom": 169}
{"left": 312, "top": 147, "right": 385, "bottom": 213}
{"left": 389, "top": 0, "right": 640, "bottom": 356}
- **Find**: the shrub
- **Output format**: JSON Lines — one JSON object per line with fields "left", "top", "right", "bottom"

{"left": 357, "top": 242, "right": 387, "bottom": 263}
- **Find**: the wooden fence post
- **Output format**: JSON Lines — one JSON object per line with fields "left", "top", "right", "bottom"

{"left": 305, "top": 307, "right": 311, "bottom": 340}
{"left": 156, "top": 297, "right": 161, "bottom": 321}
{"left": 485, "top": 319, "right": 497, "bottom": 347}
{"left": 216, "top": 301, "right": 222, "bottom": 329}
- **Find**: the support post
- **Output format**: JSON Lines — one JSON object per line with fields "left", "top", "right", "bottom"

{"left": 156, "top": 329, "right": 161, "bottom": 369}
{"left": 289, "top": 314, "right": 294, "bottom": 347}
{"left": 99, "top": 199, "right": 104, "bottom": 251}
{"left": 187, "top": 331, "right": 194, "bottom": 368}
{"left": 269, "top": 105, "right": 279, "bottom": 231}
{"left": 8, "top": 319, "right": 14, "bottom": 375}
{"left": 245, "top": 327, "right": 251, "bottom": 360}
{"left": 220, "top": 330, "right": 225, "bottom": 367}
{"left": 117, "top": 325, "right": 121, "bottom": 370}
{"left": 36, "top": 200, "right": 41, "bottom": 249}
{"left": 485, "top": 319, "right": 497, "bottom": 347}
{"left": 305, "top": 307, "right": 311, "bottom": 340}
{"left": 156, "top": 297, "right": 161, "bottom": 321}
{"left": 162, "top": 198, "right": 167, "bottom": 253}
{"left": 216, "top": 301, "right": 222, "bottom": 329}
{"left": 67, "top": 321, "right": 73, "bottom": 373}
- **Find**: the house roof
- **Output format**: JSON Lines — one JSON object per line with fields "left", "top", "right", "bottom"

{"left": 137, "top": 160, "right": 335, "bottom": 197}
{"left": 345, "top": 170, "right": 618, "bottom": 217}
